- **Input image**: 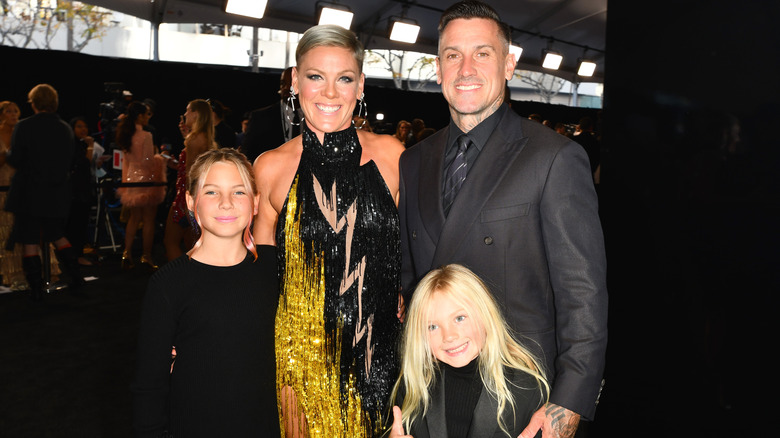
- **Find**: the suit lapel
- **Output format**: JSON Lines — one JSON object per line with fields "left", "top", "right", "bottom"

{"left": 432, "top": 114, "right": 528, "bottom": 268}
{"left": 426, "top": 372, "right": 448, "bottom": 438}
{"left": 467, "top": 386, "right": 500, "bottom": 438}
{"left": 417, "top": 130, "right": 448, "bottom": 246}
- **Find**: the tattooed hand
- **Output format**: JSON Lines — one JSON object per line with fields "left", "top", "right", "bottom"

{"left": 518, "top": 403, "right": 580, "bottom": 438}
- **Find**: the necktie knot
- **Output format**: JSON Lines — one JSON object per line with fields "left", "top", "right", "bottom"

{"left": 457, "top": 134, "right": 471, "bottom": 154}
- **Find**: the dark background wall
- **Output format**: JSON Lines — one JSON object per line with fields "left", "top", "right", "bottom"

{"left": 594, "top": 0, "right": 778, "bottom": 435}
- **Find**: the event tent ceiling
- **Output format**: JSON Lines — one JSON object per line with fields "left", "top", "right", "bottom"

{"left": 86, "top": 0, "right": 606, "bottom": 82}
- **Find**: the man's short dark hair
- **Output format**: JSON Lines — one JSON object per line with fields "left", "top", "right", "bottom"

{"left": 438, "top": 0, "right": 511, "bottom": 49}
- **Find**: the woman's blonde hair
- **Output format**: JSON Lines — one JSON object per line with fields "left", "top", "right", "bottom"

{"left": 186, "top": 99, "right": 216, "bottom": 148}
{"left": 295, "top": 24, "right": 364, "bottom": 73}
{"left": 186, "top": 148, "right": 258, "bottom": 259}
{"left": 392, "top": 264, "right": 549, "bottom": 436}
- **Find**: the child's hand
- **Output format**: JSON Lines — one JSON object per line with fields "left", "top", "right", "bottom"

{"left": 170, "top": 346, "right": 177, "bottom": 374}
{"left": 397, "top": 292, "right": 406, "bottom": 323}
{"left": 390, "top": 406, "right": 412, "bottom": 438}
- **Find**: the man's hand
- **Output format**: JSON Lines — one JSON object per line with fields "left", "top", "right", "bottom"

{"left": 389, "top": 406, "right": 413, "bottom": 438}
{"left": 518, "top": 403, "right": 580, "bottom": 438}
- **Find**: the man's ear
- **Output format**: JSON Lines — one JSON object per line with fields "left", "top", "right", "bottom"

{"left": 504, "top": 52, "right": 515, "bottom": 81}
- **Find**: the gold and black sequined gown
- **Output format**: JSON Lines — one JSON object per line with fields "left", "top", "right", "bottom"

{"left": 275, "top": 124, "right": 401, "bottom": 437}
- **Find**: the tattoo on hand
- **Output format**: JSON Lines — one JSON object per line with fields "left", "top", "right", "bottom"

{"left": 545, "top": 404, "right": 581, "bottom": 438}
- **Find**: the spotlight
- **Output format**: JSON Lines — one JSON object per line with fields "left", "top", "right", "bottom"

{"left": 318, "top": 3, "right": 354, "bottom": 29}
{"left": 225, "top": 0, "right": 268, "bottom": 20}
{"left": 389, "top": 19, "right": 420, "bottom": 44}
{"left": 577, "top": 59, "right": 597, "bottom": 77}
{"left": 542, "top": 50, "right": 563, "bottom": 70}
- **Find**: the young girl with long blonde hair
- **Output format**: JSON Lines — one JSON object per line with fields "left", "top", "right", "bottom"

{"left": 387, "top": 264, "right": 549, "bottom": 438}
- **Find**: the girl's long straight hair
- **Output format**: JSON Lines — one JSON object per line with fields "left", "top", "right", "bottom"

{"left": 391, "top": 264, "right": 549, "bottom": 436}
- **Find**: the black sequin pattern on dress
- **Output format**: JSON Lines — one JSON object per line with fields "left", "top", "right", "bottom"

{"left": 275, "top": 123, "right": 401, "bottom": 436}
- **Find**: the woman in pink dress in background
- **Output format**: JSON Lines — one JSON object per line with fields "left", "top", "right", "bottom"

{"left": 116, "top": 101, "right": 166, "bottom": 270}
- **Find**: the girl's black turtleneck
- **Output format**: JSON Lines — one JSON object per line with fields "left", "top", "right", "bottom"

{"left": 442, "top": 357, "right": 483, "bottom": 438}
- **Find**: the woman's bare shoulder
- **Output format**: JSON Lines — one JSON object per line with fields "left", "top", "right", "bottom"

{"left": 358, "top": 131, "right": 404, "bottom": 162}
{"left": 253, "top": 138, "right": 302, "bottom": 179}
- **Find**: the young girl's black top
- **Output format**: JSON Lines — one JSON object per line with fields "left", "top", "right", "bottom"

{"left": 132, "top": 246, "right": 280, "bottom": 438}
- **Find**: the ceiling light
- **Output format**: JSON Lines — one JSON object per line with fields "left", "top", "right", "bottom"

{"left": 577, "top": 59, "right": 597, "bottom": 77}
{"left": 225, "top": 0, "right": 268, "bottom": 20}
{"left": 318, "top": 4, "right": 354, "bottom": 29}
{"left": 542, "top": 50, "right": 563, "bottom": 70}
{"left": 389, "top": 19, "right": 420, "bottom": 44}
{"left": 509, "top": 44, "right": 523, "bottom": 64}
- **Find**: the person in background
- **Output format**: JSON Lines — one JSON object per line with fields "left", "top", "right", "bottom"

{"left": 241, "top": 67, "right": 298, "bottom": 164}
{"left": 115, "top": 102, "right": 166, "bottom": 270}
{"left": 142, "top": 98, "right": 162, "bottom": 148}
{"left": 406, "top": 118, "right": 426, "bottom": 148}
{"left": 235, "top": 111, "right": 250, "bottom": 149}
{"left": 0, "top": 100, "right": 52, "bottom": 290}
{"left": 5, "top": 84, "right": 84, "bottom": 301}
{"left": 210, "top": 99, "right": 237, "bottom": 149}
{"left": 394, "top": 120, "right": 412, "bottom": 147}
{"left": 163, "top": 99, "right": 215, "bottom": 262}
{"left": 67, "top": 116, "right": 102, "bottom": 266}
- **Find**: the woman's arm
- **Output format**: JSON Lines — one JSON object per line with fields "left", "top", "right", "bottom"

{"left": 252, "top": 151, "right": 281, "bottom": 245}
{"left": 251, "top": 142, "right": 300, "bottom": 245}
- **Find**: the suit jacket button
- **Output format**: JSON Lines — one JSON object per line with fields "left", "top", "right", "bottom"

{"left": 484, "top": 236, "right": 493, "bottom": 245}
{"left": 412, "top": 231, "right": 417, "bottom": 240}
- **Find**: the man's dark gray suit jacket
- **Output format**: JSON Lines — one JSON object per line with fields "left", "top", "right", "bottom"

{"left": 399, "top": 106, "right": 608, "bottom": 420}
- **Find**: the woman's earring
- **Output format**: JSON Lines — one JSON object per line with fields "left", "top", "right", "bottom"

{"left": 355, "top": 92, "right": 367, "bottom": 128}
{"left": 286, "top": 86, "right": 300, "bottom": 126}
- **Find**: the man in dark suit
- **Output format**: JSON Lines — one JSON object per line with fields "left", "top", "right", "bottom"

{"left": 398, "top": 2, "right": 607, "bottom": 437}
{"left": 240, "top": 67, "right": 298, "bottom": 164}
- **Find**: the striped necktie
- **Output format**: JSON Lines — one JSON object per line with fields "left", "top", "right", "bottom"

{"left": 442, "top": 134, "right": 471, "bottom": 215}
